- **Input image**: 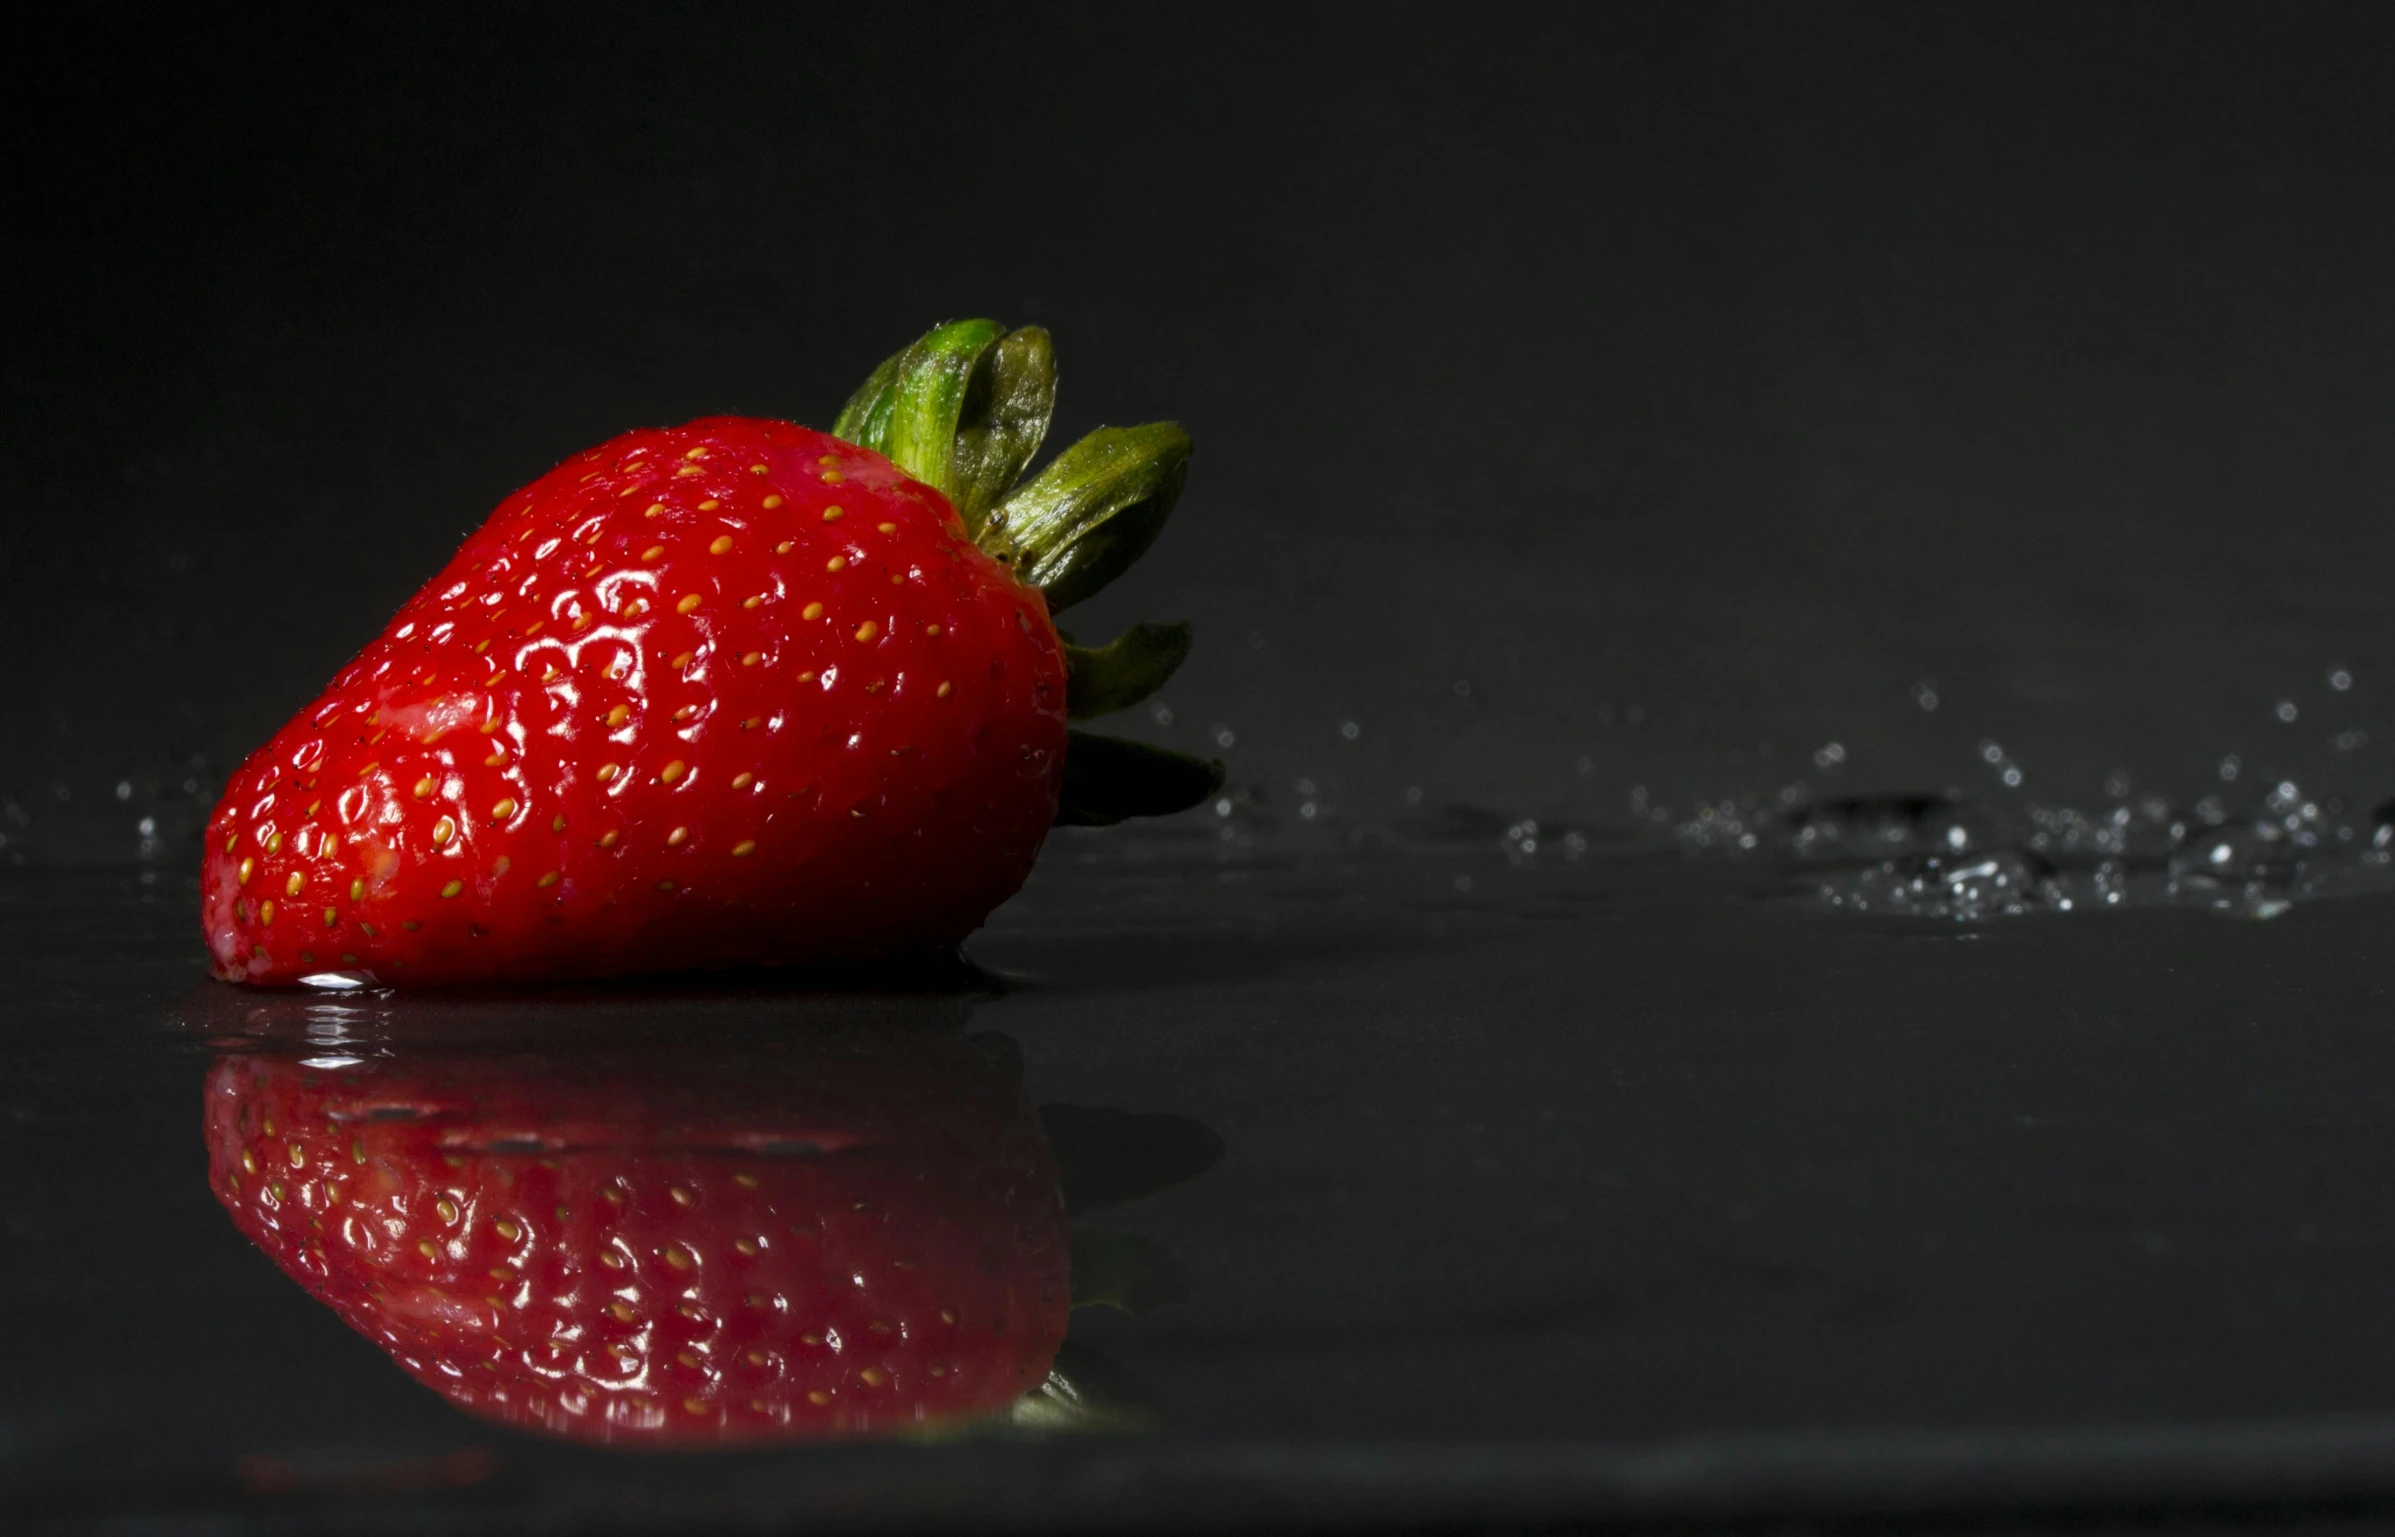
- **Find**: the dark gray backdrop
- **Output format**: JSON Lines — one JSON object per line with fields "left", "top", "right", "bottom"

{"left": 12, "top": 2, "right": 2395, "bottom": 864}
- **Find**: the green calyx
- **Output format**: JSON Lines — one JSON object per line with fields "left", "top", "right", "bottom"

{"left": 833, "top": 321, "right": 1192, "bottom": 613}
{"left": 1055, "top": 731, "right": 1223, "bottom": 827}
{"left": 1062, "top": 622, "right": 1191, "bottom": 720}
{"left": 835, "top": 320, "right": 1221, "bottom": 829}
{"left": 832, "top": 320, "right": 1057, "bottom": 537}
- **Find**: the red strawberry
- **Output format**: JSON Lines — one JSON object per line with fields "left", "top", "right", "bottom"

{"left": 200, "top": 321, "right": 1219, "bottom": 986}
{"left": 204, "top": 1028, "right": 1070, "bottom": 1444}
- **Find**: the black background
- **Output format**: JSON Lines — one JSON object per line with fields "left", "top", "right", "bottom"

{"left": 22, "top": 10, "right": 2395, "bottom": 1528}
{"left": 16, "top": 3, "right": 2395, "bottom": 864}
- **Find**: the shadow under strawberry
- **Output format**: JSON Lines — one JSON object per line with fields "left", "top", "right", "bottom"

{"left": 202, "top": 1012, "right": 1217, "bottom": 1447}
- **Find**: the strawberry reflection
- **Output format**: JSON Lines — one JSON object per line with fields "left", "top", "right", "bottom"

{"left": 187, "top": 982, "right": 1217, "bottom": 1446}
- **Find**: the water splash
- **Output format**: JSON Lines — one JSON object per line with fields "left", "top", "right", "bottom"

{"left": 1639, "top": 777, "right": 2395, "bottom": 922}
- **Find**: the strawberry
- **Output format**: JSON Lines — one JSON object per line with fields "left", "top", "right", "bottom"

{"left": 200, "top": 321, "right": 1219, "bottom": 986}
{"left": 204, "top": 1027, "right": 1071, "bottom": 1444}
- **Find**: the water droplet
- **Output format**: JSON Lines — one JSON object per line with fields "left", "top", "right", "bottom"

{"left": 1339, "top": 720, "right": 1360, "bottom": 741}
{"left": 2276, "top": 700, "right": 2300, "bottom": 724}
{"left": 2218, "top": 754, "right": 2242, "bottom": 783}
{"left": 297, "top": 973, "right": 374, "bottom": 993}
{"left": 1404, "top": 786, "right": 1424, "bottom": 804}
{"left": 1150, "top": 703, "right": 1174, "bottom": 726}
{"left": 2330, "top": 667, "right": 2354, "bottom": 692}
{"left": 1911, "top": 681, "right": 1939, "bottom": 711}
{"left": 114, "top": 780, "right": 132, "bottom": 802}
{"left": 2170, "top": 822, "right": 2295, "bottom": 885}
{"left": 1614, "top": 730, "right": 2395, "bottom": 925}
{"left": 1812, "top": 742, "right": 1847, "bottom": 769}
{"left": 2336, "top": 728, "right": 2370, "bottom": 752}
{"left": 1808, "top": 849, "right": 2063, "bottom": 921}
{"left": 1212, "top": 726, "right": 1235, "bottom": 749}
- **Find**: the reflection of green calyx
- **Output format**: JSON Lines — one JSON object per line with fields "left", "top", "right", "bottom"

{"left": 1007, "top": 1371, "right": 1153, "bottom": 1434}
{"left": 838, "top": 320, "right": 1215, "bottom": 828}
{"left": 1006, "top": 1341, "right": 1160, "bottom": 1434}
{"left": 1056, "top": 731, "right": 1223, "bottom": 827}
{"left": 1069, "top": 1229, "right": 1190, "bottom": 1316}
{"left": 905, "top": 1342, "right": 1159, "bottom": 1439}
{"left": 1064, "top": 622, "right": 1191, "bottom": 720}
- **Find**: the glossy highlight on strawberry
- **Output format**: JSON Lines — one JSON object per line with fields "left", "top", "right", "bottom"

{"left": 204, "top": 1028, "right": 1072, "bottom": 1444}
{"left": 200, "top": 321, "right": 1219, "bottom": 987}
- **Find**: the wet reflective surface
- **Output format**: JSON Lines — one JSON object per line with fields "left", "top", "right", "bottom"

{"left": 202, "top": 1020, "right": 1078, "bottom": 1445}
{"left": 18, "top": 822, "right": 2395, "bottom": 1528}
{"left": 181, "top": 981, "right": 1221, "bottom": 1452}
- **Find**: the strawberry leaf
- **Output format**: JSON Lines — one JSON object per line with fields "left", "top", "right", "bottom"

{"left": 832, "top": 320, "right": 1056, "bottom": 537}
{"left": 830, "top": 347, "right": 904, "bottom": 450}
{"left": 1054, "top": 730, "right": 1221, "bottom": 826}
{"left": 947, "top": 326, "right": 1056, "bottom": 532}
{"left": 1063, "top": 621, "right": 1192, "bottom": 720}
{"left": 983, "top": 423, "right": 1190, "bottom": 613}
